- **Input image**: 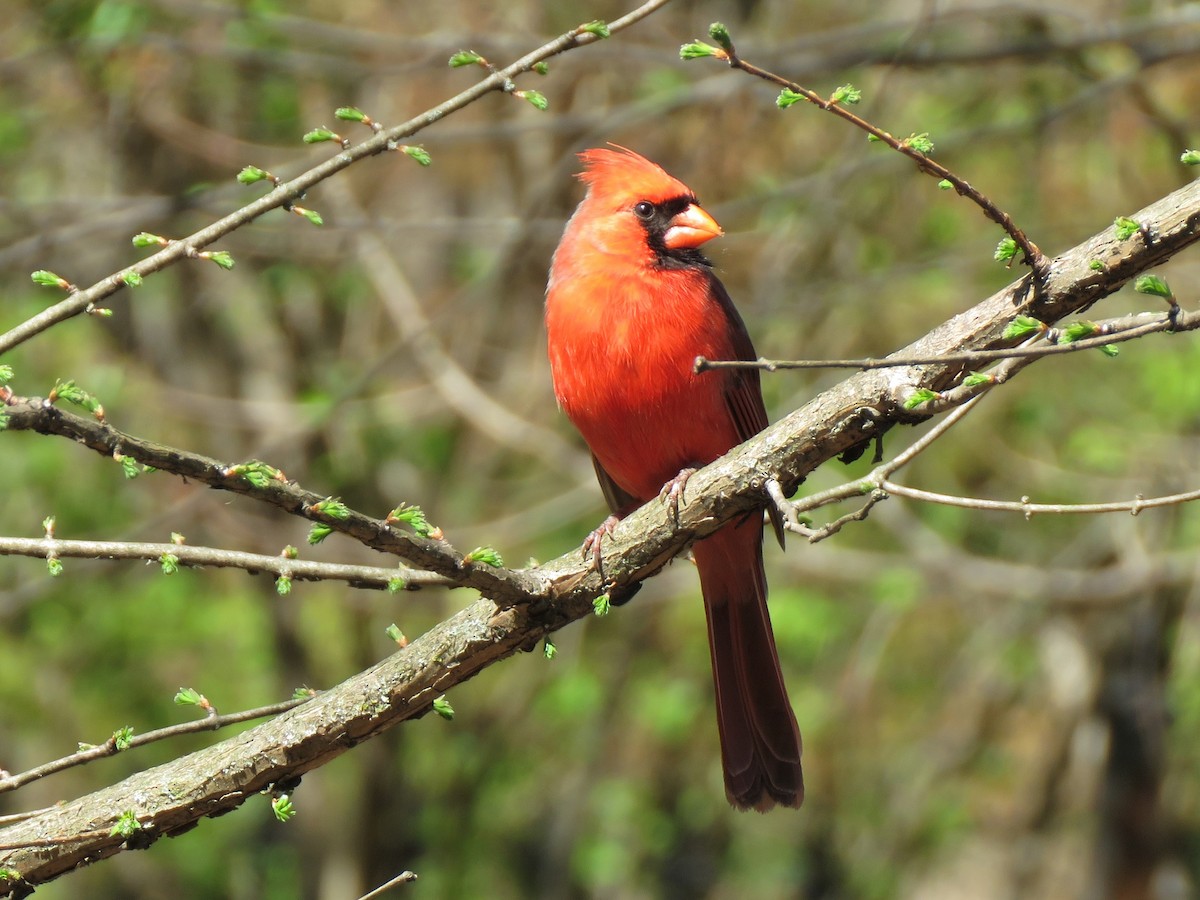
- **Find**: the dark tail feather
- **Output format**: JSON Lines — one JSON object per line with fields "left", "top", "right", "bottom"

{"left": 693, "top": 516, "right": 803, "bottom": 811}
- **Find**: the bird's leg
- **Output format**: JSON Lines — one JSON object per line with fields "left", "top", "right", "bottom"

{"left": 659, "top": 467, "right": 698, "bottom": 525}
{"left": 581, "top": 514, "right": 621, "bottom": 571}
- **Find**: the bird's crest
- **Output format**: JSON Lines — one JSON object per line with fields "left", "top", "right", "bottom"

{"left": 576, "top": 145, "right": 694, "bottom": 206}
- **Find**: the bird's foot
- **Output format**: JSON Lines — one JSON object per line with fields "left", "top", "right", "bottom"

{"left": 581, "top": 514, "right": 621, "bottom": 572}
{"left": 659, "top": 467, "right": 697, "bottom": 524}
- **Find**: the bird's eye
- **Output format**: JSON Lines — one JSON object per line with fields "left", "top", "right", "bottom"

{"left": 633, "top": 201, "right": 655, "bottom": 220}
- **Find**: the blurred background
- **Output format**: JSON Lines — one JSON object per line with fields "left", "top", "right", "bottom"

{"left": 2, "top": 0, "right": 1200, "bottom": 897}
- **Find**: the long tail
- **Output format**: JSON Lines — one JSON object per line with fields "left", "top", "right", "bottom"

{"left": 692, "top": 516, "right": 804, "bottom": 811}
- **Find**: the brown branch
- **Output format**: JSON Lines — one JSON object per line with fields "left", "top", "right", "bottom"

{"left": 0, "top": 537, "right": 450, "bottom": 591}
{"left": 876, "top": 483, "right": 1200, "bottom": 517}
{"left": 696, "top": 34, "right": 1049, "bottom": 279}
{"left": 0, "top": 699, "right": 307, "bottom": 798}
{"left": 695, "top": 309, "right": 1193, "bottom": 373}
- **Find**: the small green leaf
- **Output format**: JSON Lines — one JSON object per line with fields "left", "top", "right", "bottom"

{"left": 271, "top": 794, "right": 296, "bottom": 822}
{"left": 50, "top": 379, "right": 104, "bottom": 418}
{"left": 111, "top": 810, "right": 140, "bottom": 838}
{"left": 776, "top": 88, "right": 804, "bottom": 109}
{"left": 202, "top": 250, "right": 235, "bottom": 270}
{"left": 225, "top": 461, "right": 283, "bottom": 488}
{"left": 543, "top": 639, "right": 557, "bottom": 660}
{"left": 292, "top": 686, "right": 317, "bottom": 700}
{"left": 307, "top": 523, "right": 333, "bottom": 545}
{"left": 120, "top": 455, "right": 140, "bottom": 480}
{"left": 282, "top": 544, "right": 298, "bottom": 559}
{"left": 131, "top": 232, "right": 168, "bottom": 248}
{"left": 0, "top": 365, "right": 13, "bottom": 385}
{"left": 518, "top": 89, "right": 548, "bottom": 110}
{"left": 112, "top": 726, "right": 134, "bottom": 751}
{"left": 465, "top": 546, "right": 503, "bottom": 567}
{"left": 296, "top": 207, "right": 323, "bottom": 226}
{"left": 1113, "top": 216, "right": 1141, "bottom": 240}
{"left": 962, "top": 372, "right": 992, "bottom": 387}
{"left": 432, "top": 696, "right": 454, "bottom": 720}
{"left": 1088, "top": 259, "right": 1104, "bottom": 271}
{"left": 237, "top": 165, "right": 271, "bottom": 184}
{"left": 994, "top": 237, "right": 1018, "bottom": 262}
{"left": 1003, "top": 315, "right": 1046, "bottom": 340}
{"left": 1060, "top": 321, "right": 1099, "bottom": 343}
{"left": 448, "top": 50, "right": 484, "bottom": 68}
{"left": 831, "top": 83, "right": 861, "bottom": 104}
{"left": 121, "top": 271, "right": 143, "bottom": 287}
{"left": 1181, "top": 149, "right": 1200, "bottom": 166}
{"left": 311, "top": 497, "right": 350, "bottom": 520}
{"left": 401, "top": 145, "right": 432, "bottom": 166}
{"left": 302, "top": 127, "right": 338, "bottom": 144}
{"left": 1099, "top": 344, "right": 1120, "bottom": 358}
{"left": 31, "top": 270, "right": 67, "bottom": 288}
{"left": 581, "top": 19, "right": 610, "bottom": 39}
{"left": 904, "top": 132, "right": 934, "bottom": 154}
{"left": 680, "top": 40, "right": 722, "bottom": 60}
{"left": 387, "top": 576, "right": 405, "bottom": 594}
{"left": 593, "top": 594, "right": 611, "bottom": 616}
{"left": 532, "top": 61, "right": 549, "bottom": 75}
{"left": 275, "top": 574, "right": 292, "bottom": 596}
{"left": 174, "top": 687, "right": 204, "bottom": 706}
{"left": 937, "top": 179, "right": 953, "bottom": 190}
{"left": 0, "top": 867, "right": 22, "bottom": 882}
{"left": 46, "top": 557, "right": 63, "bottom": 577}
{"left": 903, "top": 388, "right": 940, "bottom": 410}
{"left": 707, "top": 22, "right": 733, "bottom": 51}
{"left": 388, "top": 503, "right": 436, "bottom": 538}
{"left": 0, "top": 412, "right": 9, "bottom": 431}
{"left": 385, "top": 623, "right": 406, "bottom": 644}
{"left": 42, "top": 516, "right": 55, "bottom": 535}
{"left": 1134, "top": 274, "right": 1173, "bottom": 299}
{"left": 335, "top": 106, "right": 366, "bottom": 122}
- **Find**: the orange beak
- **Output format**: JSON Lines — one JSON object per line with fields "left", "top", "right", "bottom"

{"left": 662, "top": 203, "right": 723, "bottom": 250}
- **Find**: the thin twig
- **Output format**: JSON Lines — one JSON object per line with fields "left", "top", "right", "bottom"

{"left": 0, "top": 397, "right": 543, "bottom": 604}
{"left": 0, "top": 0, "right": 675, "bottom": 357}
{"left": 0, "top": 537, "right": 450, "bottom": 591}
{"left": 876, "top": 482, "right": 1200, "bottom": 517}
{"left": 690, "top": 30, "right": 1047, "bottom": 280}
{"left": 696, "top": 309, "right": 1191, "bottom": 373}
{"left": 356, "top": 871, "right": 420, "bottom": 900}
{"left": 0, "top": 698, "right": 309, "bottom": 796}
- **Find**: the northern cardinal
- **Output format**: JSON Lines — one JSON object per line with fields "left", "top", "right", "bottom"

{"left": 545, "top": 146, "right": 803, "bottom": 811}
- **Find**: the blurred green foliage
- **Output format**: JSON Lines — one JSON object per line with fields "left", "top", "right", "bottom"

{"left": 2, "top": 0, "right": 1200, "bottom": 897}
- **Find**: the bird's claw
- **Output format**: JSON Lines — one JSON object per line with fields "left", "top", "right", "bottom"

{"left": 659, "top": 467, "right": 697, "bottom": 524}
{"left": 582, "top": 514, "right": 621, "bottom": 572}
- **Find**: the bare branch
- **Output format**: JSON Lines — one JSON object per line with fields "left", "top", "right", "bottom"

{"left": 0, "top": 698, "right": 307, "bottom": 798}
{"left": 876, "top": 482, "right": 1200, "bottom": 517}
{"left": 0, "top": 537, "right": 450, "bottom": 591}
{"left": 695, "top": 309, "right": 1193, "bottom": 373}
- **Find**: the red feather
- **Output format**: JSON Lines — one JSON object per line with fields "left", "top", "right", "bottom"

{"left": 546, "top": 146, "right": 803, "bottom": 810}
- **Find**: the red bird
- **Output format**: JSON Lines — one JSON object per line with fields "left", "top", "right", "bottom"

{"left": 545, "top": 146, "right": 803, "bottom": 811}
